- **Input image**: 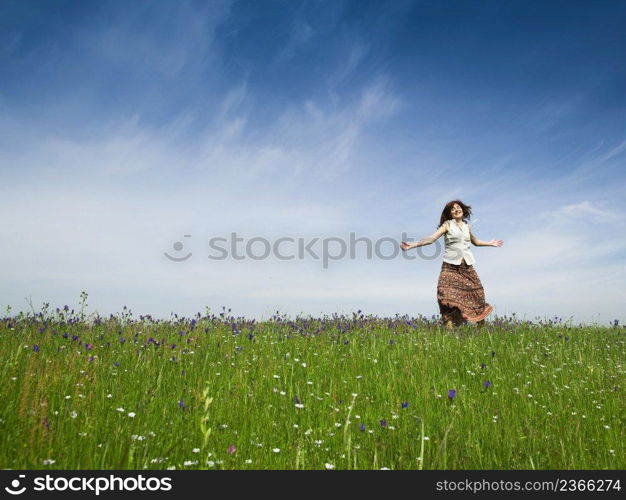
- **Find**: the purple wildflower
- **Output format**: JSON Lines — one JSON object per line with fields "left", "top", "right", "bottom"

{"left": 33, "top": 344, "right": 40, "bottom": 352}
{"left": 483, "top": 380, "right": 492, "bottom": 389}
{"left": 62, "top": 332, "right": 69, "bottom": 339}
{"left": 119, "top": 337, "right": 125, "bottom": 344}
{"left": 114, "top": 362, "right": 120, "bottom": 367}
{"left": 294, "top": 396, "right": 301, "bottom": 405}
{"left": 380, "top": 419, "right": 388, "bottom": 428}
{"left": 359, "top": 423, "right": 365, "bottom": 432}
{"left": 228, "top": 444, "right": 236, "bottom": 455}
{"left": 401, "top": 401, "right": 409, "bottom": 409}
{"left": 85, "top": 344, "right": 93, "bottom": 351}
{"left": 178, "top": 400, "right": 185, "bottom": 408}
{"left": 88, "top": 356, "right": 94, "bottom": 362}
{"left": 448, "top": 389, "right": 457, "bottom": 400}
{"left": 72, "top": 335, "right": 79, "bottom": 341}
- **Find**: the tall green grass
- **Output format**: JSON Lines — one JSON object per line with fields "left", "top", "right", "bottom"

{"left": 0, "top": 306, "right": 623, "bottom": 470}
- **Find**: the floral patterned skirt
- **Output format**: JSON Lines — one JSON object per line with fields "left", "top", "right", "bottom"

{"left": 437, "top": 260, "right": 493, "bottom": 324}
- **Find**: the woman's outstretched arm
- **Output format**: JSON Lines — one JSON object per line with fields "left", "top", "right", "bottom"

{"left": 400, "top": 222, "right": 448, "bottom": 251}
{"left": 470, "top": 231, "right": 503, "bottom": 247}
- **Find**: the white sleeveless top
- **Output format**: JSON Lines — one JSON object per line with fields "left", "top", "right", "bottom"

{"left": 443, "top": 219, "right": 475, "bottom": 265}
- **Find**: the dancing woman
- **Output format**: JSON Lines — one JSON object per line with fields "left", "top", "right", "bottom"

{"left": 400, "top": 200, "right": 503, "bottom": 329}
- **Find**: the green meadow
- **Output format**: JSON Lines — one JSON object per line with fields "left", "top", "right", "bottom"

{"left": 0, "top": 304, "right": 623, "bottom": 470}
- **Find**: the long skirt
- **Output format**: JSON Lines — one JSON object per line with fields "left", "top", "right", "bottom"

{"left": 437, "top": 260, "right": 493, "bottom": 324}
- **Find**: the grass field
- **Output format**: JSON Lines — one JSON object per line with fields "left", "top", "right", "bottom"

{"left": 1, "top": 301, "right": 624, "bottom": 470}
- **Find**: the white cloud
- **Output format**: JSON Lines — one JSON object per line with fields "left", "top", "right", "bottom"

{"left": 548, "top": 200, "right": 618, "bottom": 223}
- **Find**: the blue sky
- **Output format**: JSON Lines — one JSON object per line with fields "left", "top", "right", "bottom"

{"left": 1, "top": 0, "right": 625, "bottom": 323}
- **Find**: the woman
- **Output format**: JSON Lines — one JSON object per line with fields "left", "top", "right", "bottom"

{"left": 400, "top": 200, "right": 503, "bottom": 329}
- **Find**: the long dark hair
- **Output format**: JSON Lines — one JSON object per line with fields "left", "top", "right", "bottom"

{"left": 439, "top": 200, "right": 472, "bottom": 228}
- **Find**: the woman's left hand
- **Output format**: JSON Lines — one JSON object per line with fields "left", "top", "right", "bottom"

{"left": 490, "top": 239, "right": 504, "bottom": 247}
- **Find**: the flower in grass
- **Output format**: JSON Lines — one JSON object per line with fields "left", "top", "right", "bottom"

{"left": 448, "top": 389, "right": 457, "bottom": 400}
{"left": 42, "top": 459, "right": 55, "bottom": 465}
{"left": 88, "top": 356, "right": 94, "bottom": 362}
{"left": 70, "top": 411, "right": 77, "bottom": 419}
{"left": 359, "top": 423, "right": 365, "bottom": 432}
{"left": 401, "top": 401, "right": 409, "bottom": 409}
{"left": 228, "top": 444, "right": 237, "bottom": 455}
{"left": 85, "top": 344, "right": 93, "bottom": 351}
{"left": 116, "top": 407, "right": 125, "bottom": 412}
{"left": 192, "top": 448, "right": 200, "bottom": 453}
{"left": 178, "top": 400, "right": 185, "bottom": 408}
{"left": 483, "top": 380, "right": 492, "bottom": 389}
{"left": 183, "top": 460, "right": 198, "bottom": 466}
{"left": 295, "top": 403, "right": 304, "bottom": 409}
{"left": 379, "top": 419, "right": 388, "bottom": 428}
{"left": 119, "top": 337, "right": 125, "bottom": 344}
{"left": 272, "top": 448, "right": 280, "bottom": 453}
{"left": 33, "top": 345, "right": 40, "bottom": 352}
{"left": 325, "top": 463, "right": 335, "bottom": 470}
{"left": 128, "top": 412, "right": 136, "bottom": 418}
{"left": 72, "top": 335, "right": 79, "bottom": 341}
